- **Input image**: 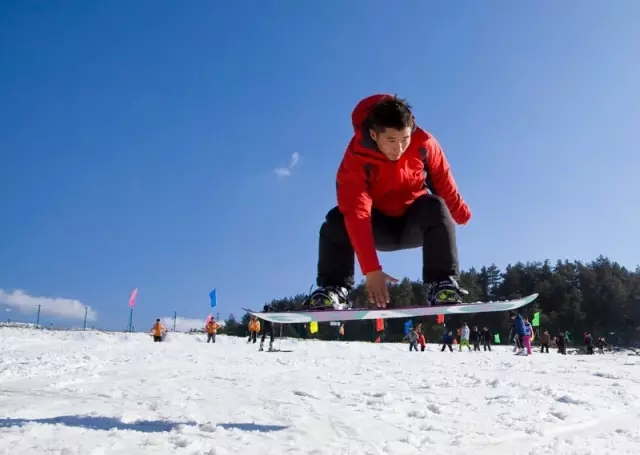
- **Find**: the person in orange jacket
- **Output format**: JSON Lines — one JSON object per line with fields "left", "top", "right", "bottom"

{"left": 247, "top": 316, "right": 261, "bottom": 344}
{"left": 304, "top": 94, "right": 471, "bottom": 312}
{"left": 151, "top": 319, "right": 166, "bottom": 342}
{"left": 205, "top": 318, "right": 221, "bottom": 343}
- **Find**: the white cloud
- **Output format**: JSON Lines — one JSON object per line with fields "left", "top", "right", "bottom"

{"left": 273, "top": 167, "right": 292, "bottom": 177}
{"left": 290, "top": 152, "right": 300, "bottom": 168}
{"left": 274, "top": 152, "right": 300, "bottom": 177}
{"left": 0, "top": 289, "right": 97, "bottom": 321}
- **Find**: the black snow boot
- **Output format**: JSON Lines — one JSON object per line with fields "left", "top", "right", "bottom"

{"left": 426, "top": 277, "right": 468, "bottom": 305}
{"left": 305, "top": 286, "right": 351, "bottom": 310}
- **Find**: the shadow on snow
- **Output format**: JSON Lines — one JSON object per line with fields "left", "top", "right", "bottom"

{"left": 0, "top": 415, "right": 195, "bottom": 433}
{"left": 0, "top": 416, "right": 290, "bottom": 433}
{"left": 217, "top": 423, "right": 289, "bottom": 432}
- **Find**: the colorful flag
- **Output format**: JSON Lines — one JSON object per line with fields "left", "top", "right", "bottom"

{"left": 375, "top": 318, "right": 384, "bottom": 332}
{"left": 128, "top": 288, "right": 138, "bottom": 308}
{"left": 404, "top": 320, "right": 413, "bottom": 335}
{"left": 437, "top": 314, "right": 444, "bottom": 324}
{"left": 532, "top": 311, "right": 540, "bottom": 327}
{"left": 309, "top": 321, "right": 318, "bottom": 334}
{"left": 494, "top": 333, "right": 501, "bottom": 344}
{"left": 209, "top": 289, "right": 217, "bottom": 308}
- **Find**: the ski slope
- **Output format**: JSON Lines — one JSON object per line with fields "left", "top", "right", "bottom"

{"left": 1, "top": 327, "right": 639, "bottom": 455}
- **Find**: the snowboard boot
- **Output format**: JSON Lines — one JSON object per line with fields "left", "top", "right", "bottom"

{"left": 426, "top": 277, "right": 468, "bottom": 305}
{"left": 305, "top": 286, "right": 351, "bottom": 310}
{"left": 259, "top": 341, "right": 264, "bottom": 351}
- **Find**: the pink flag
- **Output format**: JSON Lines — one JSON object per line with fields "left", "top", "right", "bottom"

{"left": 128, "top": 288, "right": 138, "bottom": 308}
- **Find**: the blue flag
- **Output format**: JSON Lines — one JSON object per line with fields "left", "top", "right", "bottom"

{"left": 209, "top": 289, "right": 217, "bottom": 309}
{"left": 404, "top": 320, "right": 413, "bottom": 335}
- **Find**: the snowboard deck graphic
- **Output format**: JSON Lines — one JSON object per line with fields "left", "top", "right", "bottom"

{"left": 243, "top": 293, "right": 538, "bottom": 324}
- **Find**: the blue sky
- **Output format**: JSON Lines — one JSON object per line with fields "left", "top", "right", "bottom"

{"left": 1, "top": 1, "right": 638, "bottom": 330}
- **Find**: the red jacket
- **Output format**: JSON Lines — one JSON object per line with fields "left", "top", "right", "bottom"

{"left": 337, "top": 94, "right": 471, "bottom": 275}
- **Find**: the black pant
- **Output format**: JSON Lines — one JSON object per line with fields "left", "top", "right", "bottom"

{"left": 261, "top": 322, "right": 275, "bottom": 344}
{"left": 541, "top": 343, "right": 549, "bottom": 353}
{"left": 317, "top": 194, "right": 458, "bottom": 288}
{"left": 248, "top": 331, "right": 257, "bottom": 343}
{"left": 473, "top": 341, "right": 480, "bottom": 351}
{"left": 483, "top": 340, "right": 491, "bottom": 351}
{"left": 207, "top": 333, "right": 215, "bottom": 343}
{"left": 441, "top": 344, "right": 453, "bottom": 351}
{"left": 153, "top": 336, "right": 162, "bottom": 342}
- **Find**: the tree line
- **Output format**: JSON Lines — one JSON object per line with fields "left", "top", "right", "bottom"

{"left": 220, "top": 256, "right": 640, "bottom": 346}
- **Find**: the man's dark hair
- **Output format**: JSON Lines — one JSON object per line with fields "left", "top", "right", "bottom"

{"left": 370, "top": 96, "right": 414, "bottom": 133}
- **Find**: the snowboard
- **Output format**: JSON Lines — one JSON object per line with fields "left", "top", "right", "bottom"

{"left": 243, "top": 293, "right": 538, "bottom": 324}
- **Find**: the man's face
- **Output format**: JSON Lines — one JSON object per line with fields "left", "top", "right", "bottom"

{"left": 369, "top": 127, "right": 412, "bottom": 161}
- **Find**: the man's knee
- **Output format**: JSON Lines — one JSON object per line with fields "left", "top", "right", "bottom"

{"left": 409, "top": 194, "right": 453, "bottom": 224}
{"left": 320, "top": 207, "right": 349, "bottom": 240}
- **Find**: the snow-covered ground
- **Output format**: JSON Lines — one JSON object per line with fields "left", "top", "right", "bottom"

{"left": 1, "top": 327, "right": 639, "bottom": 455}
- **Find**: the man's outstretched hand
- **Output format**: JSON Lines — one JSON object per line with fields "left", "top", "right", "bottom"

{"left": 365, "top": 270, "right": 398, "bottom": 308}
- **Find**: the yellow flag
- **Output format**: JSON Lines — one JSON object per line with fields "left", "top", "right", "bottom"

{"left": 309, "top": 321, "right": 318, "bottom": 334}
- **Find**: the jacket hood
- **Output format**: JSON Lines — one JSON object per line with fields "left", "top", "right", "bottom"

{"left": 351, "top": 94, "right": 393, "bottom": 135}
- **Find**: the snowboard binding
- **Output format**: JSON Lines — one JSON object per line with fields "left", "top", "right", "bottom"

{"left": 304, "top": 286, "right": 352, "bottom": 311}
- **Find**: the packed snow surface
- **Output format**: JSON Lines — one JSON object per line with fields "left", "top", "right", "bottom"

{"left": 1, "top": 327, "right": 640, "bottom": 455}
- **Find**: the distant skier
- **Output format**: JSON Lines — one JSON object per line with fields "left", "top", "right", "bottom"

{"left": 259, "top": 304, "right": 276, "bottom": 352}
{"left": 302, "top": 94, "right": 471, "bottom": 312}
{"left": 596, "top": 336, "right": 608, "bottom": 354}
{"left": 584, "top": 332, "right": 594, "bottom": 355}
{"left": 459, "top": 322, "right": 472, "bottom": 352}
{"left": 482, "top": 327, "right": 492, "bottom": 351}
{"left": 406, "top": 327, "right": 419, "bottom": 351}
{"left": 522, "top": 317, "right": 533, "bottom": 356}
{"left": 510, "top": 311, "right": 526, "bottom": 355}
{"left": 247, "top": 316, "right": 260, "bottom": 344}
{"left": 555, "top": 332, "right": 566, "bottom": 355}
{"left": 540, "top": 330, "right": 550, "bottom": 353}
{"left": 470, "top": 326, "right": 481, "bottom": 351}
{"left": 417, "top": 331, "right": 426, "bottom": 351}
{"left": 441, "top": 330, "right": 454, "bottom": 352}
{"left": 205, "top": 318, "right": 221, "bottom": 343}
{"left": 151, "top": 319, "right": 166, "bottom": 342}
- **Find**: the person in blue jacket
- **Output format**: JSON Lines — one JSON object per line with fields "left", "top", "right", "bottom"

{"left": 441, "top": 330, "right": 454, "bottom": 352}
{"left": 510, "top": 310, "right": 526, "bottom": 355}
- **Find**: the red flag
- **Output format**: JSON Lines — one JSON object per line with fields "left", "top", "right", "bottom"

{"left": 437, "top": 314, "right": 444, "bottom": 324}
{"left": 128, "top": 288, "right": 138, "bottom": 308}
{"left": 375, "top": 318, "right": 384, "bottom": 332}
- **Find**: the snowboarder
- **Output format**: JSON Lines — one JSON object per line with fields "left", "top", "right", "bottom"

{"left": 304, "top": 94, "right": 471, "bottom": 311}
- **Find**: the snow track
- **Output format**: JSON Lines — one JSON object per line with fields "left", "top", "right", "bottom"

{"left": 1, "top": 327, "right": 639, "bottom": 454}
